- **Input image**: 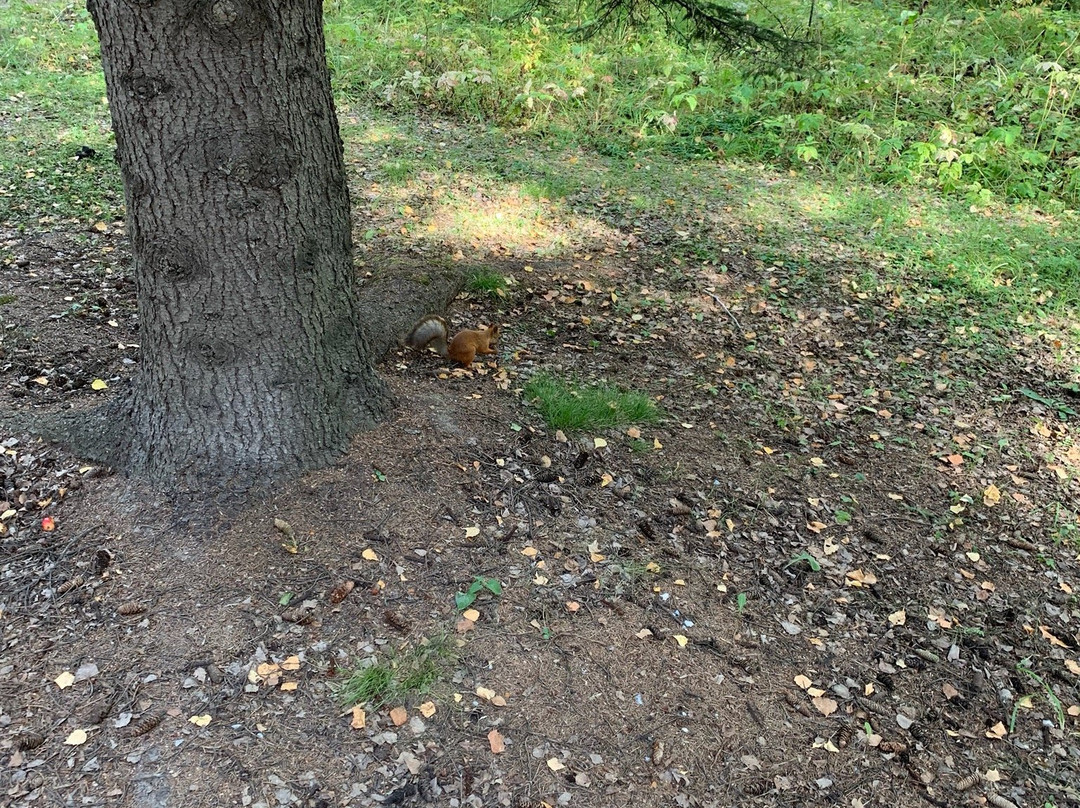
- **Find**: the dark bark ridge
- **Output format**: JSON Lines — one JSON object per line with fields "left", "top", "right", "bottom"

{"left": 78, "top": 0, "right": 395, "bottom": 491}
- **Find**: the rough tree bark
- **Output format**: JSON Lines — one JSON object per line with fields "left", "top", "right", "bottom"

{"left": 82, "top": 0, "right": 395, "bottom": 491}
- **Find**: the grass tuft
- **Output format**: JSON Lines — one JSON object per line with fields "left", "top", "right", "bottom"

{"left": 465, "top": 268, "right": 508, "bottom": 297}
{"left": 337, "top": 635, "right": 455, "bottom": 709}
{"left": 524, "top": 373, "right": 659, "bottom": 431}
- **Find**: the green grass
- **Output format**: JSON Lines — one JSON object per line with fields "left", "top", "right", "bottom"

{"left": 465, "top": 267, "right": 508, "bottom": 297}
{"left": 337, "top": 635, "right": 455, "bottom": 709}
{"left": 0, "top": 1, "right": 120, "bottom": 226}
{"left": 321, "top": 0, "right": 1080, "bottom": 207}
{"left": 524, "top": 373, "right": 659, "bottom": 431}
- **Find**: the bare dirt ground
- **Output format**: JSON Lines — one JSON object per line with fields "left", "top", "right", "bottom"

{"left": 2, "top": 146, "right": 1080, "bottom": 808}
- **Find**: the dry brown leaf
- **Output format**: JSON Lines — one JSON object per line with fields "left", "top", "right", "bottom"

{"left": 389, "top": 706, "right": 408, "bottom": 726}
{"left": 488, "top": 729, "right": 506, "bottom": 753}
{"left": 350, "top": 705, "right": 366, "bottom": 729}
{"left": 419, "top": 701, "right": 436, "bottom": 718}
{"left": 812, "top": 696, "right": 838, "bottom": 717}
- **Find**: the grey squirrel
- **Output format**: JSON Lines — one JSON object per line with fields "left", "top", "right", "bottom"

{"left": 406, "top": 316, "right": 500, "bottom": 366}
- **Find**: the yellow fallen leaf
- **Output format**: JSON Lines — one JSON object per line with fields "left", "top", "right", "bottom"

{"left": 888, "top": 609, "right": 906, "bottom": 626}
{"left": 419, "top": 701, "right": 436, "bottom": 718}
{"left": 464, "top": 526, "right": 480, "bottom": 538}
{"left": 350, "top": 705, "right": 366, "bottom": 729}
{"left": 280, "top": 681, "right": 298, "bottom": 691}
{"left": 280, "top": 655, "right": 301, "bottom": 671}
{"left": 1040, "top": 625, "right": 1068, "bottom": 648}
{"left": 593, "top": 437, "right": 607, "bottom": 449}
{"left": 673, "top": 634, "right": 688, "bottom": 648}
{"left": 64, "top": 729, "right": 88, "bottom": 745}
{"left": 986, "top": 722, "right": 1007, "bottom": 739}
{"left": 55, "top": 671, "right": 76, "bottom": 690}
{"left": 361, "top": 548, "right": 378, "bottom": 561}
{"left": 91, "top": 379, "right": 108, "bottom": 391}
{"left": 521, "top": 546, "right": 538, "bottom": 558}
{"left": 983, "top": 484, "right": 1001, "bottom": 506}
{"left": 653, "top": 438, "right": 663, "bottom": 449}
{"left": 476, "top": 686, "right": 496, "bottom": 700}
{"left": 189, "top": 714, "right": 212, "bottom": 727}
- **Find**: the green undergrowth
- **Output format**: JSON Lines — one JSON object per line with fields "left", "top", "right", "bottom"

{"left": 324, "top": 0, "right": 1080, "bottom": 207}
{"left": 525, "top": 373, "right": 660, "bottom": 431}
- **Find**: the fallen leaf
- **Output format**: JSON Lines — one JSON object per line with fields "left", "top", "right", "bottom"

{"left": 547, "top": 757, "right": 566, "bottom": 772}
{"left": 350, "top": 705, "right": 366, "bottom": 729}
{"left": 464, "top": 526, "right": 480, "bottom": 538}
{"left": 593, "top": 437, "right": 607, "bottom": 449}
{"left": 389, "top": 706, "right": 408, "bottom": 726}
{"left": 361, "top": 548, "right": 378, "bottom": 561}
{"left": 91, "top": 378, "right": 108, "bottom": 391}
{"left": 488, "top": 729, "right": 506, "bottom": 754}
{"left": 1040, "top": 625, "right": 1068, "bottom": 648}
{"left": 462, "top": 608, "right": 480, "bottom": 622}
{"left": 280, "top": 655, "right": 301, "bottom": 671}
{"left": 419, "top": 701, "right": 436, "bottom": 718}
{"left": 476, "top": 686, "right": 496, "bottom": 701}
{"left": 985, "top": 722, "right": 1007, "bottom": 739}
{"left": 566, "top": 601, "right": 580, "bottom": 613}
{"left": 673, "top": 634, "right": 688, "bottom": 648}
{"left": 188, "top": 714, "right": 212, "bottom": 727}
{"left": 1065, "top": 660, "right": 1080, "bottom": 676}
{"left": 280, "top": 681, "right": 298, "bottom": 692}
{"left": 845, "top": 569, "right": 877, "bottom": 587}
{"left": 54, "top": 671, "right": 75, "bottom": 689}
{"left": 794, "top": 674, "right": 813, "bottom": 690}
{"left": 455, "top": 617, "right": 475, "bottom": 633}
{"left": 888, "top": 609, "right": 906, "bottom": 626}
{"left": 982, "top": 484, "right": 1001, "bottom": 506}
{"left": 812, "top": 696, "right": 838, "bottom": 717}
{"left": 64, "top": 729, "right": 88, "bottom": 745}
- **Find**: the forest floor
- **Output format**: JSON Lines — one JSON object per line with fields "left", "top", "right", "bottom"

{"left": 2, "top": 115, "right": 1080, "bottom": 808}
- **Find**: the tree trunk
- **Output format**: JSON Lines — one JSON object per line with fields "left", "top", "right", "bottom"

{"left": 84, "top": 0, "right": 393, "bottom": 491}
